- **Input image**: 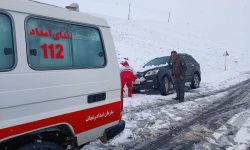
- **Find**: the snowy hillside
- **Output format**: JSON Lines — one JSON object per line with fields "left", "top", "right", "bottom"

{"left": 108, "top": 17, "right": 250, "bottom": 89}
{"left": 37, "top": 0, "right": 250, "bottom": 87}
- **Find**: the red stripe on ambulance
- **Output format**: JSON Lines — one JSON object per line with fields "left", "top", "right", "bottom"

{"left": 0, "top": 101, "right": 121, "bottom": 141}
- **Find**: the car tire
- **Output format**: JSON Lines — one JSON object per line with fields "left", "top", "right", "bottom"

{"left": 191, "top": 73, "right": 200, "bottom": 89}
{"left": 18, "top": 141, "right": 63, "bottom": 150}
{"left": 160, "top": 76, "right": 171, "bottom": 96}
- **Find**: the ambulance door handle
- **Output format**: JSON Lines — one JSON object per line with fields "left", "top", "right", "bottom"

{"left": 87, "top": 93, "right": 106, "bottom": 103}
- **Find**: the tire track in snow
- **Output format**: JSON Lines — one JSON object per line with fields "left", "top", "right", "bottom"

{"left": 137, "top": 79, "right": 250, "bottom": 150}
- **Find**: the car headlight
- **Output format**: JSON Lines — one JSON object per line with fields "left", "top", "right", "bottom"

{"left": 145, "top": 69, "right": 159, "bottom": 77}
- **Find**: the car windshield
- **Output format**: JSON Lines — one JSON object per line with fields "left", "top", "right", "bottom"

{"left": 143, "top": 56, "right": 170, "bottom": 68}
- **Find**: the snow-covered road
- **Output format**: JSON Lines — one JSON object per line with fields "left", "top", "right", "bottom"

{"left": 80, "top": 12, "right": 250, "bottom": 150}
{"left": 139, "top": 78, "right": 250, "bottom": 150}
{"left": 82, "top": 73, "right": 250, "bottom": 150}
{"left": 205, "top": 110, "right": 250, "bottom": 150}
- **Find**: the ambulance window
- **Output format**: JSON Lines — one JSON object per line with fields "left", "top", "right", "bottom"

{"left": 0, "top": 13, "right": 15, "bottom": 71}
{"left": 27, "top": 18, "right": 72, "bottom": 69}
{"left": 26, "top": 17, "right": 106, "bottom": 70}
{"left": 71, "top": 25, "right": 105, "bottom": 67}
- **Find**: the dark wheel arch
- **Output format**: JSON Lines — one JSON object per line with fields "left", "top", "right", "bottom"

{"left": 1, "top": 124, "right": 77, "bottom": 150}
{"left": 18, "top": 141, "right": 63, "bottom": 150}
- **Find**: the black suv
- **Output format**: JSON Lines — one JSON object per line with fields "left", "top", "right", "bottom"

{"left": 133, "top": 53, "right": 201, "bottom": 95}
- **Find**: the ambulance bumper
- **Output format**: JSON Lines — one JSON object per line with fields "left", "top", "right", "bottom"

{"left": 101, "top": 120, "right": 126, "bottom": 143}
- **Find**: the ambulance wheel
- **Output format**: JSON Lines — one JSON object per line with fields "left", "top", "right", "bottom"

{"left": 18, "top": 141, "right": 63, "bottom": 150}
{"left": 160, "top": 76, "right": 171, "bottom": 96}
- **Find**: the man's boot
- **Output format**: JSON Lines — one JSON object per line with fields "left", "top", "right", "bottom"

{"left": 179, "top": 98, "right": 184, "bottom": 103}
{"left": 173, "top": 97, "right": 180, "bottom": 101}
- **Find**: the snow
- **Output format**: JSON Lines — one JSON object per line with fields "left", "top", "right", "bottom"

{"left": 83, "top": 84, "right": 248, "bottom": 149}
{"left": 137, "top": 64, "right": 168, "bottom": 73}
{"left": 235, "top": 127, "right": 250, "bottom": 144}
{"left": 36, "top": 0, "right": 250, "bottom": 149}
{"left": 201, "top": 110, "right": 250, "bottom": 150}
{"left": 110, "top": 128, "right": 134, "bottom": 146}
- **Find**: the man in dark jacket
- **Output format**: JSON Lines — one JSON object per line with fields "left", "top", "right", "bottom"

{"left": 170, "top": 51, "right": 187, "bottom": 103}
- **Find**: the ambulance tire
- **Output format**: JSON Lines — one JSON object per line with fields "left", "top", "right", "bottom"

{"left": 18, "top": 141, "right": 63, "bottom": 150}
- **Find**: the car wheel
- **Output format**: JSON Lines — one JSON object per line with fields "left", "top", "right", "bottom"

{"left": 160, "top": 76, "right": 171, "bottom": 96}
{"left": 191, "top": 73, "right": 200, "bottom": 89}
{"left": 18, "top": 141, "right": 63, "bottom": 150}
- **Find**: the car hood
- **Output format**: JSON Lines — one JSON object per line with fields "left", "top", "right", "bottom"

{"left": 137, "top": 64, "right": 170, "bottom": 74}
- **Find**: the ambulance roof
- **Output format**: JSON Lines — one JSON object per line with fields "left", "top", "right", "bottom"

{"left": 0, "top": 0, "right": 110, "bottom": 28}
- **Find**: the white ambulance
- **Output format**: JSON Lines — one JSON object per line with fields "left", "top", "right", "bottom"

{"left": 0, "top": 0, "right": 125, "bottom": 149}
